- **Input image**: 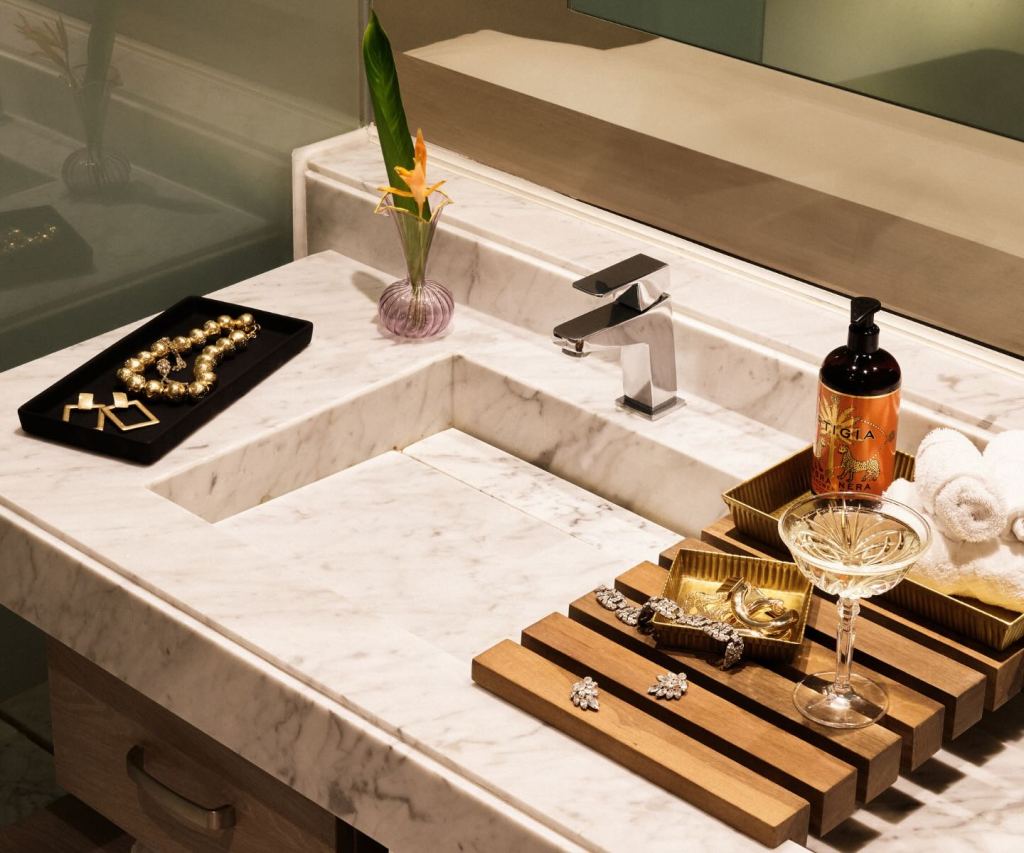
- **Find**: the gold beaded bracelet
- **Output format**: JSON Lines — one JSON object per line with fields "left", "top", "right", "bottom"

{"left": 1, "top": 224, "right": 58, "bottom": 257}
{"left": 116, "top": 313, "right": 259, "bottom": 403}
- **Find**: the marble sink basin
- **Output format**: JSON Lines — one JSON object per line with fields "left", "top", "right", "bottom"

{"left": 142, "top": 309, "right": 800, "bottom": 666}
{"left": 148, "top": 355, "right": 714, "bottom": 661}
{"left": 152, "top": 353, "right": 793, "bottom": 537}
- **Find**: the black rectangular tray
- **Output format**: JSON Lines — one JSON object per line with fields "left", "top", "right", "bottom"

{"left": 18, "top": 295, "right": 313, "bottom": 464}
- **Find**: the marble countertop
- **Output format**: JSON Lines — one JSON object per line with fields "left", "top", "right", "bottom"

{"left": 0, "top": 250, "right": 815, "bottom": 851}
{"left": 3, "top": 124, "right": 1024, "bottom": 850}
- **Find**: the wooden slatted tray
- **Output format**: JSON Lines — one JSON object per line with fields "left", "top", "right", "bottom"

{"left": 700, "top": 516, "right": 1024, "bottom": 712}
{"left": 472, "top": 517, "right": 1024, "bottom": 848}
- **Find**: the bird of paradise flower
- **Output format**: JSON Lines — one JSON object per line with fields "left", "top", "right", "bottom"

{"left": 375, "top": 129, "right": 451, "bottom": 222}
{"left": 373, "top": 128, "right": 452, "bottom": 315}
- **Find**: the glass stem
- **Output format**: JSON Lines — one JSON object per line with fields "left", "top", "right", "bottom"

{"left": 833, "top": 596, "right": 859, "bottom": 696}
{"left": 404, "top": 225, "right": 427, "bottom": 295}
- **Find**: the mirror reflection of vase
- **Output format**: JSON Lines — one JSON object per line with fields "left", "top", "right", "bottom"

{"left": 62, "top": 81, "right": 131, "bottom": 196}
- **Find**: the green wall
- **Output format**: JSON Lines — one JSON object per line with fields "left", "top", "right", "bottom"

{"left": 572, "top": 0, "right": 765, "bottom": 62}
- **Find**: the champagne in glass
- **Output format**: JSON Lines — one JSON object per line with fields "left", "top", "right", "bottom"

{"left": 779, "top": 492, "right": 931, "bottom": 728}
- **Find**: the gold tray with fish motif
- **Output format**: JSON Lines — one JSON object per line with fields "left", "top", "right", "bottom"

{"left": 653, "top": 547, "right": 811, "bottom": 661}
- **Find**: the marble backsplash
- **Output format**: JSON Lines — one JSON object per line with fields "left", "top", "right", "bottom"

{"left": 297, "top": 129, "right": 1024, "bottom": 451}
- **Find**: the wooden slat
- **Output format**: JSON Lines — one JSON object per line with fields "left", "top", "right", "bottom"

{"left": 695, "top": 518, "right": 1024, "bottom": 711}
{"left": 472, "top": 640, "right": 810, "bottom": 848}
{"left": 701, "top": 518, "right": 783, "bottom": 560}
{"left": 521, "top": 613, "right": 857, "bottom": 835}
{"left": 859, "top": 599, "right": 1024, "bottom": 711}
{"left": 779, "top": 635, "right": 943, "bottom": 772}
{"left": 667, "top": 537, "right": 944, "bottom": 769}
{"left": 571, "top": 569, "right": 901, "bottom": 802}
{"left": 802, "top": 595, "right": 985, "bottom": 739}
{"left": 613, "top": 558, "right": 909, "bottom": 783}
{"left": 682, "top": 529, "right": 990, "bottom": 736}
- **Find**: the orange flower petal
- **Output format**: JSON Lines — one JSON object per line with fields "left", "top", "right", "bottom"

{"left": 414, "top": 129, "right": 427, "bottom": 173}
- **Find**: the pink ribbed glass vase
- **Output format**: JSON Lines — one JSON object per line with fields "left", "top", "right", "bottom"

{"left": 377, "top": 196, "right": 453, "bottom": 338}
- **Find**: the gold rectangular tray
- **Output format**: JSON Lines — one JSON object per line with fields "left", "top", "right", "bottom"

{"left": 722, "top": 445, "right": 915, "bottom": 555}
{"left": 653, "top": 548, "right": 812, "bottom": 661}
{"left": 723, "top": 445, "right": 1024, "bottom": 651}
{"left": 883, "top": 578, "right": 1024, "bottom": 652}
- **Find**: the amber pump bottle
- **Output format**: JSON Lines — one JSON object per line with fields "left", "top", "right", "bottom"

{"left": 811, "top": 297, "right": 901, "bottom": 495}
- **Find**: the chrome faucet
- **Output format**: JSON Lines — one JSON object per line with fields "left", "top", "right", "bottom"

{"left": 553, "top": 254, "right": 683, "bottom": 419}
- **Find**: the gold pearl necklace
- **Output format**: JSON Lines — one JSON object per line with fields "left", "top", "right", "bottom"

{"left": 116, "top": 313, "right": 259, "bottom": 402}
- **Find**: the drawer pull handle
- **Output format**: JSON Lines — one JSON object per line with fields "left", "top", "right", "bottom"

{"left": 126, "top": 745, "right": 236, "bottom": 832}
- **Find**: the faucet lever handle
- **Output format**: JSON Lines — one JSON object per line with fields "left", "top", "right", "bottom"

{"left": 572, "top": 254, "right": 668, "bottom": 311}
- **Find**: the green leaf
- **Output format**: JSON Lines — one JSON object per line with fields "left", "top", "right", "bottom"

{"left": 81, "top": 1, "right": 120, "bottom": 143}
{"left": 85, "top": 1, "right": 118, "bottom": 89}
{"left": 362, "top": 10, "right": 426, "bottom": 218}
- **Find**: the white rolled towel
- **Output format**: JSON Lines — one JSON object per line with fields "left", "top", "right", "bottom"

{"left": 906, "top": 521, "right": 961, "bottom": 597}
{"left": 952, "top": 539, "right": 1024, "bottom": 613}
{"left": 984, "top": 430, "right": 1024, "bottom": 543}
{"left": 915, "top": 428, "right": 1006, "bottom": 543}
{"left": 883, "top": 478, "right": 953, "bottom": 591}
{"left": 883, "top": 478, "right": 923, "bottom": 512}
{"left": 887, "top": 475, "right": 1024, "bottom": 612}
{"left": 908, "top": 528, "right": 1024, "bottom": 611}
{"left": 967, "top": 540, "right": 1024, "bottom": 613}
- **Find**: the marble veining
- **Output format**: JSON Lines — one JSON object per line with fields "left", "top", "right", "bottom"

{"left": 1, "top": 126, "right": 1022, "bottom": 851}
{"left": 0, "top": 505, "right": 578, "bottom": 853}
{"left": 404, "top": 428, "right": 678, "bottom": 558}
{"left": 217, "top": 449, "right": 635, "bottom": 660}
{"left": 151, "top": 337, "right": 798, "bottom": 536}
{"left": 0, "top": 252, "right": 808, "bottom": 851}
{"left": 810, "top": 690, "right": 1024, "bottom": 852}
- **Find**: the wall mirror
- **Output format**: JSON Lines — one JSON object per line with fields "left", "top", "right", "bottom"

{"left": 0, "top": 0, "right": 360, "bottom": 370}
{"left": 573, "top": 0, "right": 1024, "bottom": 143}
{"left": 376, "top": 0, "right": 1024, "bottom": 357}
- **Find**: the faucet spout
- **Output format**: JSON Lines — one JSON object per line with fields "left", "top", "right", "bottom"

{"left": 552, "top": 255, "right": 683, "bottom": 419}
{"left": 552, "top": 300, "right": 642, "bottom": 355}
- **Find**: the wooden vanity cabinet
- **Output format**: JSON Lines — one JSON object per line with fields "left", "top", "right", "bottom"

{"left": 47, "top": 640, "right": 384, "bottom": 853}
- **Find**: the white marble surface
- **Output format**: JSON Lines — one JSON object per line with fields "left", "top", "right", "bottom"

{"left": 218, "top": 448, "right": 633, "bottom": 662}
{"left": 405, "top": 429, "right": 675, "bottom": 558}
{"left": 1, "top": 124, "right": 1023, "bottom": 853}
{"left": 809, "top": 694, "right": 1024, "bottom": 853}
{"left": 0, "top": 251, "right": 809, "bottom": 851}
{"left": 0, "top": 501, "right": 575, "bottom": 852}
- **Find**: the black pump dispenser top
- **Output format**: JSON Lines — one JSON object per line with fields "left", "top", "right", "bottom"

{"left": 848, "top": 296, "right": 881, "bottom": 354}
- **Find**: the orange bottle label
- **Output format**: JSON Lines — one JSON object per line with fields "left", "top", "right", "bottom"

{"left": 811, "top": 383, "right": 899, "bottom": 496}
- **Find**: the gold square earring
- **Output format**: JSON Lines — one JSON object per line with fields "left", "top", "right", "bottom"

{"left": 99, "top": 392, "right": 160, "bottom": 432}
{"left": 62, "top": 393, "right": 106, "bottom": 430}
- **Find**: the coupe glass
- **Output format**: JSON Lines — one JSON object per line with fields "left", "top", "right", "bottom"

{"left": 778, "top": 492, "right": 931, "bottom": 728}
